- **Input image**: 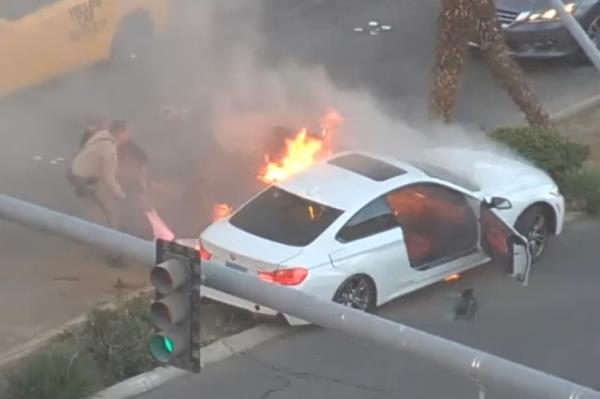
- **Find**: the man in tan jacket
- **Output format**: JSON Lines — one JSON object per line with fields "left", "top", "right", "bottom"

{"left": 69, "top": 120, "right": 130, "bottom": 230}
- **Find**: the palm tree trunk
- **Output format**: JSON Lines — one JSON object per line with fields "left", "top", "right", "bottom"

{"left": 429, "top": 0, "right": 474, "bottom": 122}
{"left": 473, "top": 0, "right": 552, "bottom": 128}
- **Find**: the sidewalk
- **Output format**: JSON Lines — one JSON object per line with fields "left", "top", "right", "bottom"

{"left": 0, "top": 218, "right": 149, "bottom": 357}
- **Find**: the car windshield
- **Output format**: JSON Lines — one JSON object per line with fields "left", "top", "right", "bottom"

{"left": 408, "top": 160, "right": 480, "bottom": 192}
{"left": 229, "top": 186, "right": 344, "bottom": 247}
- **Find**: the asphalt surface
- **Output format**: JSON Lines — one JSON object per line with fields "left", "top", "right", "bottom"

{"left": 139, "top": 216, "right": 600, "bottom": 399}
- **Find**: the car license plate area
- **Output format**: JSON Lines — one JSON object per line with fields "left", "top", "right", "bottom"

{"left": 225, "top": 261, "right": 248, "bottom": 273}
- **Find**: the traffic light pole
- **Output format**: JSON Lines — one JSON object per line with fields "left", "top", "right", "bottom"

{"left": 547, "top": 0, "right": 600, "bottom": 72}
{"left": 1, "top": 194, "right": 599, "bottom": 398}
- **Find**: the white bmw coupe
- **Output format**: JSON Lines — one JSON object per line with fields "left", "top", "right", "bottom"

{"left": 195, "top": 147, "right": 565, "bottom": 325}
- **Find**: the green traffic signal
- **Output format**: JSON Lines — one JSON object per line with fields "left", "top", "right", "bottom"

{"left": 164, "top": 336, "right": 174, "bottom": 353}
{"left": 149, "top": 334, "right": 176, "bottom": 362}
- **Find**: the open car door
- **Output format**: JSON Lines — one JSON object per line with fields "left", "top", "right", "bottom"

{"left": 480, "top": 203, "right": 532, "bottom": 286}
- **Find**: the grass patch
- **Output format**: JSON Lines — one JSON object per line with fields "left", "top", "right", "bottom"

{"left": 2, "top": 294, "right": 256, "bottom": 399}
{"left": 560, "top": 168, "right": 600, "bottom": 214}
{"left": 4, "top": 342, "right": 100, "bottom": 399}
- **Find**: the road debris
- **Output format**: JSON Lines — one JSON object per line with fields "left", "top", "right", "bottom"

{"left": 52, "top": 276, "right": 81, "bottom": 282}
{"left": 352, "top": 21, "right": 392, "bottom": 37}
{"left": 452, "top": 288, "right": 477, "bottom": 321}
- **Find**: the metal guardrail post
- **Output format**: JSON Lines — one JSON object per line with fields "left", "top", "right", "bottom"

{"left": 547, "top": 0, "right": 600, "bottom": 72}
{"left": 1, "top": 194, "right": 599, "bottom": 398}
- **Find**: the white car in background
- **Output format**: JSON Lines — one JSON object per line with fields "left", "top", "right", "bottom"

{"left": 195, "top": 148, "right": 565, "bottom": 325}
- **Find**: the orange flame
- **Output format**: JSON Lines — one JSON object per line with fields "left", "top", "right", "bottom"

{"left": 444, "top": 273, "right": 460, "bottom": 282}
{"left": 210, "top": 109, "right": 343, "bottom": 224}
{"left": 258, "top": 128, "right": 324, "bottom": 184}
{"left": 213, "top": 203, "right": 233, "bottom": 221}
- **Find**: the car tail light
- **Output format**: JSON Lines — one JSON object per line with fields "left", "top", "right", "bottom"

{"left": 199, "top": 243, "right": 212, "bottom": 261}
{"left": 258, "top": 267, "right": 308, "bottom": 286}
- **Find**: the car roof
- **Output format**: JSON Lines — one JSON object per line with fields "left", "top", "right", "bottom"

{"left": 275, "top": 151, "right": 428, "bottom": 211}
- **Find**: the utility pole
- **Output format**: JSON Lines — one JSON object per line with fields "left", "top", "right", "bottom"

{"left": 547, "top": 0, "right": 600, "bottom": 72}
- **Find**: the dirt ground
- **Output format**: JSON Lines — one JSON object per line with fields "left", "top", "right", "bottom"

{"left": 0, "top": 221, "right": 150, "bottom": 358}
{"left": 556, "top": 104, "right": 600, "bottom": 165}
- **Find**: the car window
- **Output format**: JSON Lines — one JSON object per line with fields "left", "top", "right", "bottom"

{"left": 407, "top": 160, "right": 480, "bottom": 192}
{"left": 229, "top": 186, "right": 344, "bottom": 247}
{"left": 336, "top": 196, "right": 400, "bottom": 243}
{"left": 0, "top": 0, "right": 56, "bottom": 20}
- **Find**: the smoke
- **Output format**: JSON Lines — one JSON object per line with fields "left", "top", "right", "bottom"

{"left": 136, "top": 0, "right": 529, "bottom": 234}
{"left": 0, "top": 0, "right": 524, "bottom": 236}
{"left": 190, "top": 0, "right": 504, "bottom": 160}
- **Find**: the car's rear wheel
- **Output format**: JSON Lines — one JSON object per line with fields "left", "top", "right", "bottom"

{"left": 515, "top": 205, "right": 549, "bottom": 264}
{"left": 333, "top": 275, "right": 376, "bottom": 312}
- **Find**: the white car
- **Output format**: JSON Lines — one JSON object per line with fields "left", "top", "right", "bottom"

{"left": 196, "top": 147, "right": 565, "bottom": 325}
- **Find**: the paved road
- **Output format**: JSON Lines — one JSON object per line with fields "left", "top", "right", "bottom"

{"left": 139, "top": 216, "right": 600, "bottom": 399}
{"left": 1, "top": 0, "right": 600, "bottom": 368}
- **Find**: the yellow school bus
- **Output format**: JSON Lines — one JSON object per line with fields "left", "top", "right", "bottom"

{"left": 0, "top": 0, "right": 170, "bottom": 97}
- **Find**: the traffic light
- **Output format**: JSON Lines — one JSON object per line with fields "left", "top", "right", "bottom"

{"left": 148, "top": 239, "right": 202, "bottom": 373}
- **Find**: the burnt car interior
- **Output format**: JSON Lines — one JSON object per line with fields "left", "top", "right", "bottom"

{"left": 386, "top": 183, "right": 479, "bottom": 268}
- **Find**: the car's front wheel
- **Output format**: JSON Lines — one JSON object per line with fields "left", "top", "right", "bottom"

{"left": 515, "top": 205, "right": 549, "bottom": 264}
{"left": 333, "top": 275, "right": 376, "bottom": 312}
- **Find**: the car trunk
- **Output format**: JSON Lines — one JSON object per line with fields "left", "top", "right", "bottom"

{"left": 201, "top": 221, "right": 303, "bottom": 273}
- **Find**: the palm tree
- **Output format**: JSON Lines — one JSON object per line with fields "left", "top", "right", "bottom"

{"left": 472, "top": 0, "right": 551, "bottom": 128}
{"left": 429, "top": 0, "right": 474, "bottom": 123}
{"left": 429, "top": 0, "right": 552, "bottom": 128}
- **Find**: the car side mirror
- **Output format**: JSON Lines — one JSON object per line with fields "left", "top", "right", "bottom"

{"left": 488, "top": 196, "right": 512, "bottom": 210}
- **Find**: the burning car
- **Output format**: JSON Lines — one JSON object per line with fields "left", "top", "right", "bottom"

{"left": 191, "top": 147, "right": 564, "bottom": 325}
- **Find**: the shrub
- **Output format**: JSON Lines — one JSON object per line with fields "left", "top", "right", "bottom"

{"left": 560, "top": 168, "right": 600, "bottom": 214}
{"left": 80, "top": 296, "right": 157, "bottom": 386}
{"left": 5, "top": 342, "right": 99, "bottom": 399}
{"left": 490, "top": 126, "right": 590, "bottom": 180}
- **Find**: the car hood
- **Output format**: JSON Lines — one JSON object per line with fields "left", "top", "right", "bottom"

{"left": 422, "top": 147, "right": 555, "bottom": 196}
{"left": 200, "top": 219, "right": 302, "bottom": 272}
{"left": 496, "top": 0, "right": 567, "bottom": 12}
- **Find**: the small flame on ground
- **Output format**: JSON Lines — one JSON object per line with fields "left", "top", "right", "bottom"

{"left": 444, "top": 274, "right": 460, "bottom": 282}
{"left": 258, "top": 128, "right": 324, "bottom": 184}
{"left": 213, "top": 203, "right": 233, "bottom": 221}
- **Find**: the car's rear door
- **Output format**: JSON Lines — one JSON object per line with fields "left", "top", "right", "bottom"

{"left": 480, "top": 203, "right": 532, "bottom": 285}
{"left": 328, "top": 196, "right": 412, "bottom": 304}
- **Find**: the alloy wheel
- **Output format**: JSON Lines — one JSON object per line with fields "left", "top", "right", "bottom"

{"left": 527, "top": 213, "right": 547, "bottom": 260}
{"left": 334, "top": 276, "right": 374, "bottom": 311}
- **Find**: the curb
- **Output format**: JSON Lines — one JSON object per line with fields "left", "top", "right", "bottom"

{"left": 550, "top": 94, "right": 600, "bottom": 123}
{"left": 0, "top": 286, "right": 153, "bottom": 370}
{"left": 89, "top": 323, "right": 289, "bottom": 399}
{"left": 501, "top": 90, "right": 600, "bottom": 128}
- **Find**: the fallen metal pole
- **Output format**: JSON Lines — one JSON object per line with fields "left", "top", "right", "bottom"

{"left": 1, "top": 194, "right": 599, "bottom": 398}
{"left": 547, "top": 0, "right": 600, "bottom": 72}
